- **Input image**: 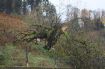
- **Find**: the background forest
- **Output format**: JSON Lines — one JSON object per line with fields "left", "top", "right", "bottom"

{"left": 0, "top": 0, "right": 105, "bottom": 69}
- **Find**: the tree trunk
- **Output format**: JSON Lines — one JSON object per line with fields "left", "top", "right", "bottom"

{"left": 26, "top": 46, "right": 29, "bottom": 67}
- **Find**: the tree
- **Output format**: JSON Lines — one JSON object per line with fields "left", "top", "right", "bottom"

{"left": 81, "top": 9, "right": 92, "bottom": 31}
{"left": 66, "top": 6, "right": 80, "bottom": 32}
{"left": 93, "top": 10, "right": 104, "bottom": 30}
{"left": 0, "top": 0, "right": 22, "bottom": 14}
{"left": 0, "top": 0, "right": 50, "bottom": 14}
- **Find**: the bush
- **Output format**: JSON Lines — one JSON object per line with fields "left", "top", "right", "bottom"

{"left": 53, "top": 31, "right": 104, "bottom": 69}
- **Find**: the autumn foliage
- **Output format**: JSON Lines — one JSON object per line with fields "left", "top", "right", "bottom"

{"left": 0, "top": 13, "right": 28, "bottom": 45}
{"left": 0, "top": 13, "right": 28, "bottom": 31}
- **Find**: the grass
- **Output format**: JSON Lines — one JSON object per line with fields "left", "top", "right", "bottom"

{"left": 29, "top": 53, "right": 56, "bottom": 67}
{"left": 0, "top": 43, "right": 57, "bottom": 67}
{"left": 28, "top": 43, "right": 56, "bottom": 67}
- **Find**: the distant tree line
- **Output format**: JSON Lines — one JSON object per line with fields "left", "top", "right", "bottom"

{"left": 0, "top": 0, "right": 49, "bottom": 14}
{"left": 66, "top": 5, "right": 105, "bottom": 31}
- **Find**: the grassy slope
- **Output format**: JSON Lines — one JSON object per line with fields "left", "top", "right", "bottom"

{"left": 2, "top": 43, "right": 56, "bottom": 67}
{"left": 0, "top": 13, "right": 71, "bottom": 68}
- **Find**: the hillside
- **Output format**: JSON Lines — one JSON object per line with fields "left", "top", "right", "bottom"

{"left": 0, "top": 13, "right": 70, "bottom": 68}
{"left": 0, "top": 13, "right": 28, "bottom": 32}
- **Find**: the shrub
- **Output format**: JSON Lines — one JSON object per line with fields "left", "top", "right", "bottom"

{"left": 53, "top": 31, "right": 104, "bottom": 69}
